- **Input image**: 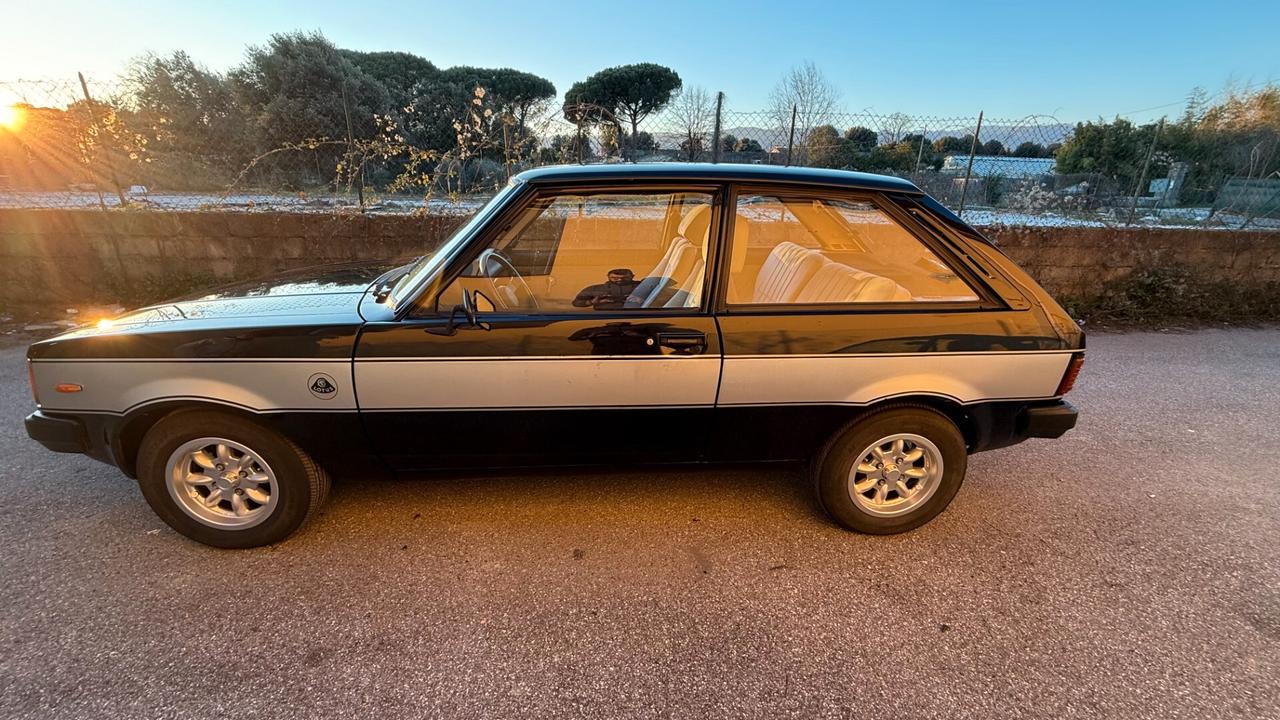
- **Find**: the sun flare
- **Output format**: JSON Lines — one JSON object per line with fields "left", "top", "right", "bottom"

{"left": 0, "top": 103, "right": 26, "bottom": 131}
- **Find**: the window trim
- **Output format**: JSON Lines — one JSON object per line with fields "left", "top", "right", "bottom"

{"left": 874, "top": 192, "right": 1007, "bottom": 307}
{"left": 411, "top": 181, "right": 726, "bottom": 319}
{"left": 714, "top": 183, "right": 1005, "bottom": 315}
{"left": 890, "top": 194, "right": 1032, "bottom": 310}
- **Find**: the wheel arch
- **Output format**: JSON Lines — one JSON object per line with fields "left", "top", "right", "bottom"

{"left": 113, "top": 401, "right": 269, "bottom": 478}
{"left": 112, "top": 400, "right": 377, "bottom": 481}
{"left": 880, "top": 395, "right": 977, "bottom": 450}
{"left": 825, "top": 395, "right": 980, "bottom": 454}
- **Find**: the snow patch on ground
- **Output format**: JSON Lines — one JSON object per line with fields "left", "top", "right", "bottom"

{"left": 0, "top": 190, "right": 490, "bottom": 216}
{"left": 1, "top": 190, "right": 1276, "bottom": 230}
{"left": 961, "top": 207, "right": 1280, "bottom": 230}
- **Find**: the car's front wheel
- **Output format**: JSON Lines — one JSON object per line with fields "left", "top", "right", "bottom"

{"left": 815, "top": 405, "right": 967, "bottom": 534}
{"left": 136, "top": 410, "right": 330, "bottom": 548}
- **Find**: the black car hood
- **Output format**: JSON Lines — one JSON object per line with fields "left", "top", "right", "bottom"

{"left": 29, "top": 260, "right": 405, "bottom": 360}
{"left": 112, "top": 260, "right": 400, "bottom": 328}
{"left": 170, "top": 261, "right": 399, "bottom": 303}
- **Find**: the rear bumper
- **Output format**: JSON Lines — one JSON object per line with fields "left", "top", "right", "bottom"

{"left": 1020, "top": 400, "right": 1079, "bottom": 439}
{"left": 969, "top": 399, "right": 1079, "bottom": 452}
{"left": 25, "top": 410, "right": 88, "bottom": 454}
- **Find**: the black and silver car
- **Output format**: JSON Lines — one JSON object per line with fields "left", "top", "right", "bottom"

{"left": 25, "top": 164, "right": 1084, "bottom": 548}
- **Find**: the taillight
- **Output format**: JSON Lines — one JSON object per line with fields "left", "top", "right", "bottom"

{"left": 1056, "top": 353, "right": 1085, "bottom": 396}
{"left": 27, "top": 361, "right": 40, "bottom": 405}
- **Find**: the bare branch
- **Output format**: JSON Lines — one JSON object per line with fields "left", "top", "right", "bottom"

{"left": 671, "top": 86, "right": 713, "bottom": 160}
{"left": 768, "top": 61, "right": 842, "bottom": 145}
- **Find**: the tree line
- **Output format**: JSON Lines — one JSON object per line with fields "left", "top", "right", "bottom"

{"left": 0, "top": 32, "right": 571, "bottom": 195}
{"left": 1054, "top": 86, "right": 1280, "bottom": 203}
{"left": 800, "top": 125, "right": 1059, "bottom": 174}
{"left": 1, "top": 34, "right": 1275, "bottom": 209}
{"left": 0, "top": 31, "right": 698, "bottom": 196}
{"left": 125, "top": 32, "right": 563, "bottom": 193}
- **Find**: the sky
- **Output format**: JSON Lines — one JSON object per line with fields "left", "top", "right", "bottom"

{"left": 3, "top": 0, "right": 1278, "bottom": 123}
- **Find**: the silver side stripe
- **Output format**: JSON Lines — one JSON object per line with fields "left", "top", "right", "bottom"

{"left": 30, "top": 358, "right": 352, "bottom": 364}
{"left": 718, "top": 395, "right": 1062, "bottom": 408}
{"left": 358, "top": 350, "right": 1078, "bottom": 361}
{"left": 718, "top": 353, "right": 1071, "bottom": 406}
{"left": 357, "top": 355, "right": 714, "bottom": 363}
{"left": 33, "top": 361, "right": 356, "bottom": 413}
{"left": 354, "top": 357, "right": 721, "bottom": 410}
{"left": 31, "top": 349, "right": 1075, "bottom": 363}
{"left": 724, "top": 350, "right": 1077, "bottom": 359}
{"left": 33, "top": 352, "right": 1073, "bottom": 414}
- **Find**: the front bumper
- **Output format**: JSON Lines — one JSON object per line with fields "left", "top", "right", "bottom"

{"left": 25, "top": 410, "right": 88, "bottom": 454}
{"left": 1019, "top": 400, "right": 1079, "bottom": 439}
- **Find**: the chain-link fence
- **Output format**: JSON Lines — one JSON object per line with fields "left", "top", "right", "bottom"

{"left": 2, "top": 77, "right": 1278, "bottom": 230}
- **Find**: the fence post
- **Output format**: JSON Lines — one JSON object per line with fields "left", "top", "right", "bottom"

{"left": 340, "top": 77, "right": 363, "bottom": 209}
{"left": 785, "top": 105, "right": 798, "bottom": 166}
{"left": 915, "top": 128, "right": 927, "bottom": 173}
{"left": 711, "top": 92, "right": 724, "bottom": 164}
{"left": 957, "top": 110, "right": 984, "bottom": 217}
{"left": 502, "top": 122, "right": 512, "bottom": 181}
{"left": 77, "top": 72, "right": 128, "bottom": 208}
{"left": 1127, "top": 118, "right": 1163, "bottom": 225}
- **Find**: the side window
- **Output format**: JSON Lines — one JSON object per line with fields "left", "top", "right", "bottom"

{"left": 439, "top": 190, "right": 714, "bottom": 313}
{"left": 726, "top": 193, "right": 979, "bottom": 305}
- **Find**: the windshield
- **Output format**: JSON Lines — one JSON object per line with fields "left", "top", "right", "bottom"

{"left": 386, "top": 183, "right": 520, "bottom": 310}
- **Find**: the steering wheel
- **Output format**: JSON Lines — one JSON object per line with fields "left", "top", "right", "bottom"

{"left": 477, "top": 249, "right": 539, "bottom": 311}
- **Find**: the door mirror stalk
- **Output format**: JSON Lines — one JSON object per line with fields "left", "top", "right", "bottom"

{"left": 426, "top": 290, "right": 492, "bottom": 336}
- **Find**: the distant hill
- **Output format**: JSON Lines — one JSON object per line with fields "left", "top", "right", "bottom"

{"left": 651, "top": 122, "right": 1074, "bottom": 151}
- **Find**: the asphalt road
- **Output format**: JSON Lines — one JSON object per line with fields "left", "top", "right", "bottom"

{"left": 1, "top": 329, "right": 1277, "bottom": 719}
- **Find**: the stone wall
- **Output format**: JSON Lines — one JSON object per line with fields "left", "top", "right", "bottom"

{"left": 990, "top": 224, "right": 1279, "bottom": 300}
{"left": 0, "top": 208, "right": 1276, "bottom": 310}
{"left": 0, "top": 210, "right": 467, "bottom": 308}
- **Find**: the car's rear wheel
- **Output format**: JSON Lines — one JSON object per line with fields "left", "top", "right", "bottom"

{"left": 136, "top": 410, "right": 329, "bottom": 548}
{"left": 815, "top": 405, "right": 967, "bottom": 534}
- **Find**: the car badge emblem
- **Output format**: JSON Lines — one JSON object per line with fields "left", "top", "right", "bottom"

{"left": 308, "top": 373, "right": 338, "bottom": 399}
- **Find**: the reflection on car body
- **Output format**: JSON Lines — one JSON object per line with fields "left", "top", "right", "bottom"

{"left": 571, "top": 268, "right": 640, "bottom": 310}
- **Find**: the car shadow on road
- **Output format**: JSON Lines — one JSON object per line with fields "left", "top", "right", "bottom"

{"left": 315, "top": 462, "right": 825, "bottom": 532}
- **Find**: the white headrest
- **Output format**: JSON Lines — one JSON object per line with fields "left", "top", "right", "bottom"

{"left": 678, "top": 204, "right": 712, "bottom": 245}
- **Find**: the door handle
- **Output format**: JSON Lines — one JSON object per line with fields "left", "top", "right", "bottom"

{"left": 654, "top": 330, "right": 707, "bottom": 354}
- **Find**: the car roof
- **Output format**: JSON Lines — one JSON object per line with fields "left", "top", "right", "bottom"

{"left": 513, "top": 162, "right": 922, "bottom": 194}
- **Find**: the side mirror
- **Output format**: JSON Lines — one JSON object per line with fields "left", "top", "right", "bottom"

{"left": 425, "top": 289, "right": 491, "bottom": 336}
{"left": 469, "top": 290, "right": 494, "bottom": 331}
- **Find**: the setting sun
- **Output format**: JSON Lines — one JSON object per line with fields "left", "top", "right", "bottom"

{"left": 0, "top": 103, "right": 26, "bottom": 131}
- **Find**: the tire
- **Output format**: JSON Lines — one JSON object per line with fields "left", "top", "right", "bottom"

{"left": 136, "top": 409, "right": 330, "bottom": 548}
{"left": 815, "top": 405, "right": 967, "bottom": 534}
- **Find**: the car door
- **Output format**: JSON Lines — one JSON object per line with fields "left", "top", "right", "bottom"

{"left": 708, "top": 185, "right": 1054, "bottom": 462}
{"left": 356, "top": 185, "right": 725, "bottom": 471}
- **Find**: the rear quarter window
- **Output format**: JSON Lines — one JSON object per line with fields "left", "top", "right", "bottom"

{"left": 726, "top": 192, "right": 980, "bottom": 306}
